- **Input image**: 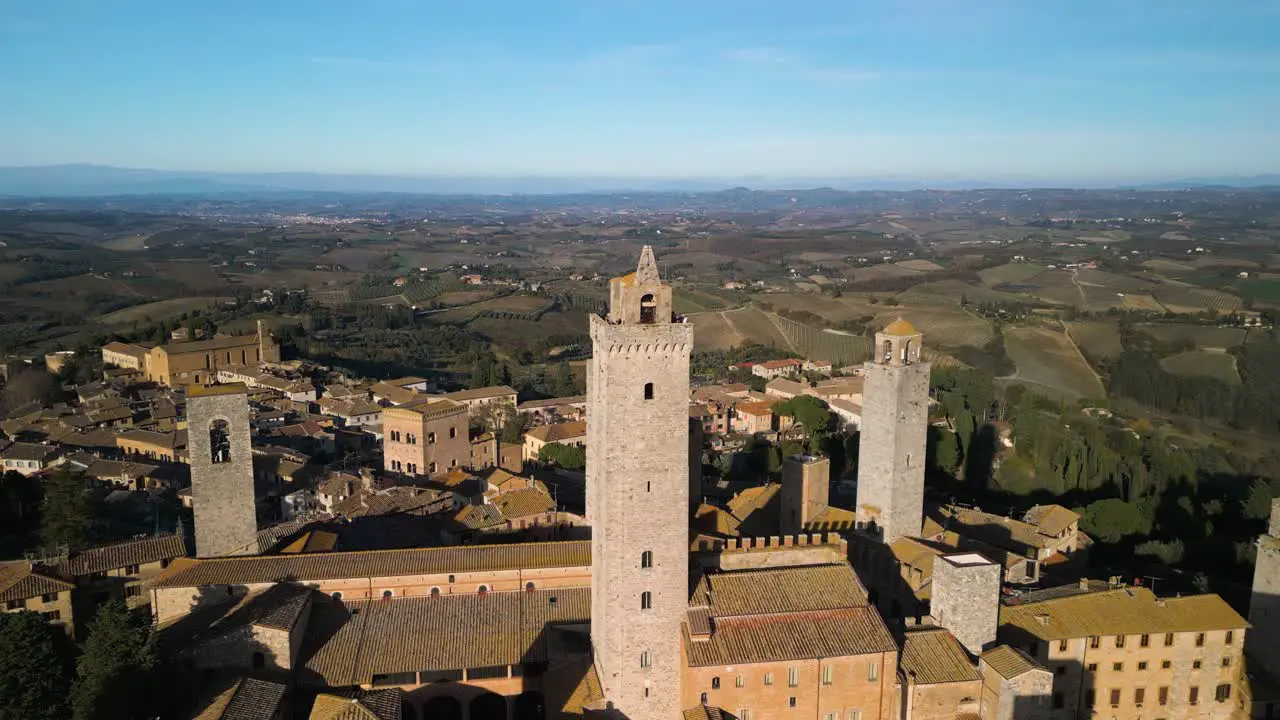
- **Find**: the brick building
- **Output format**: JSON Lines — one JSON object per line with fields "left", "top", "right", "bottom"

{"left": 381, "top": 397, "right": 469, "bottom": 476}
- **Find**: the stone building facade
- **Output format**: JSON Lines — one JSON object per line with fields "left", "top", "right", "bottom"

{"left": 931, "top": 553, "right": 1002, "bottom": 655}
{"left": 1248, "top": 499, "right": 1280, "bottom": 679}
{"left": 382, "top": 398, "right": 469, "bottom": 476}
{"left": 979, "top": 646, "right": 1054, "bottom": 720}
{"left": 780, "top": 454, "right": 829, "bottom": 536}
{"left": 144, "top": 322, "right": 280, "bottom": 387}
{"left": 187, "top": 384, "right": 258, "bottom": 558}
{"left": 587, "top": 246, "right": 692, "bottom": 720}
{"left": 856, "top": 319, "right": 930, "bottom": 543}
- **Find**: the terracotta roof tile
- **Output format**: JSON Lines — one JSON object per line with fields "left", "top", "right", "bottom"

{"left": 526, "top": 422, "right": 587, "bottom": 444}
{"left": 0, "top": 562, "right": 74, "bottom": 602}
{"left": 61, "top": 534, "right": 187, "bottom": 576}
{"left": 1000, "top": 587, "right": 1248, "bottom": 641}
{"left": 310, "top": 689, "right": 403, "bottom": 720}
{"left": 194, "top": 678, "right": 288, "bottom": 720}
{"left": 900, "top": 627, "right": 981, "bottom": 685}
{"left": 981, "top": 645, "right": 1046, "bottom": 680}
{"left": 151, "top": 540, "right": 590, "bottom": 588}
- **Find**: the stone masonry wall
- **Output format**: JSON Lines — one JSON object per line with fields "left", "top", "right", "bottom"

{"left": 856, "top": 360, "right": 930, "bottom": 542}
{"left": 588, "top": 313, "right": 692, "bottom": 720}
{"left": 931, "top": 554, "right": 1001, "bottom": 655}
{"left": 1249, "top": 499, "right": 1280, "bottom": 678}
{"left": 188, "top": 389, "right": 258, "bottom": 558}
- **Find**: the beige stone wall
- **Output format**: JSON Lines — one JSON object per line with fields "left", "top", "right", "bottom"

{"left": 3, "top": 590, "right": 74, "bottom": 636}
{"left": 1025, "top": 628, "right": 1246, "bottom": 720}
{"left": 587, "top": 308, "right": 692, "bottom": 720}
{"left": 855, "top": 357, "right": 930, "bottom": 543}
{"left": 188, "top": 389, "right": 258, "bottom": 558}
{"left": 682, "top": 652, "right": 898, "bottom": 720}
{"left": 383, "top": 405, "right": 469, "bottom": 475}
{"left": 905, "top": 679, "right": 982, "bottom": 720}
{"left": 979, "top": 664, "right": 1054, "bottom": 720}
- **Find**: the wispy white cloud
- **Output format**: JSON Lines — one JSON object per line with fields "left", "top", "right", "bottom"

{"left": 722, "top": 45, "right": 880, "bottom": 84}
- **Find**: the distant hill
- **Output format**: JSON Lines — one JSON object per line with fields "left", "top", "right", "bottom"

{"left": 0, "top": 164, "right": 1276, "bottom": 196}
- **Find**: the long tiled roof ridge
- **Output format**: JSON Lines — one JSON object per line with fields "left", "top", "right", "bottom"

{"left": 1000, "top": 586, "right": 1248, "bottom": 640}
{"left": 61, "top": 533, "right": 187, "bottom": 576}
{"left": 899, "top": 626, "right": 981, "bottom": 685}
{"left": 151, "top": 539, "right": 591, "bottom": 588}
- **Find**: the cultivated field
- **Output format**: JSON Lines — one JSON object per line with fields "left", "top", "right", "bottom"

{"left": 1160, "top": 350, "right": 1241, "bottom": 384}
{"left": 979, "top": 263, "right": 1045, "bottom": 287}
{"left": 1151, "top": 283, "right": 1242, "bottom": 313}
{"left": 1001, "top": 326, "right": 1105, "bottom": 401}
{"left": 1066, "top": 322, "right": 1124, "bottom": 363}
{"left": 686, "top": 311, "right": 745, "bottom": 351}
{"left": 1138, "top": 324, "right": 1248, "bottom": 349}
{"left": 99, "top": 296, "right": 232, "bottom": 324}
{"left": 872, "top": 307, "right": 994, "bottom": 349}
{"left": 899, "top": 280, "right": 1026, "bottom": 306}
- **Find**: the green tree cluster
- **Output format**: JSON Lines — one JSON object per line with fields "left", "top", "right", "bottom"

{"left": 537, "top": 442, "right": 586, "bottom": 471}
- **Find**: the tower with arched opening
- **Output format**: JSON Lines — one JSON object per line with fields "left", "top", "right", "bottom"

{"left": 587, "top": 245, "right": 692, "bottom": 719}
{"left": 855, "top": 317, "right": 930, "bottom": 543}
{"left": 188, "top": 383, "right": 257, "bottom": 557}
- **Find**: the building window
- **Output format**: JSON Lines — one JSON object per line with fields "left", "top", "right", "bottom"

{"left": 40, "top": 593, "right": 57, "bottom": 603}
{"left": 700, "top": 693, "right": 708, "bottom": 705}
{"left": 822, "top": 665, "right": 833, "bottom": 685}
{"left": 1165, "top": 633, "right": 1175, "bottom": 646}
{"left": 43, "top": 610, "right": 60, "bottom": 622}
{"left": 525, "top": 582, "right": 536, "bottom": 592}
{"left": 427, "top": 432, "right": 435, "bottom": 443}
{"left": 1109, "top": 689, "right": 1120, "bottom": 707}
{"left": 735, "top": 675, "right": 744, "bottom": 688}
{"left": 1158, "top": 687, "right": 1169, "bottom": 705}
{"left": 1087, "top": 663, "right": 1097, "bottom": 672}
{"left": 1193, "top": 660, "right": 1202, "bottom": 670}
{"left": 641, "top": 591, "right": 652, "bottom": 610}
{"left": 1223, "top": 657, "right": 1231, "bottom": 668}
{"left": 1140, "top": 633, "right": 1150, "bottom": 647}
{"left": 868, "top": 662, "right": 878, "bottom": 682}
{"left": 450, "top": 426, "right": 457, "bottom": 439}
{"left": 1115, "top": 635, "right": 1126, "bottom": 649}
{"left": 1089, "top": 636, "right": 1101, "bottom": 649}
{"left": 1161, "top": 660, "right": 1171, "bottom": 669}
{"left": 477, "top": 585, "right": 488, "bottom": 595}
{"left": 331, "top": 592, "right": 342, "bottom": 601}
{"left": 763, "top": 672, "right": 773, "bottom": 686}
{"left": 788, "top": 698, "right": 797, "bottom": 709}
{"left": 640, "top": 293, "right": 656, "bottom": 324}
{"left": 448, "top": 575, "right": 455, "bottom": 584}
{"left": 644, "top": 382, "right": 654, "bottom": 400}
{"left": 1058, "top": 639, "right": 1068, "bottom": 652}
{"left": 209, "top": 419, "right": 231, "bottom": 463}
{"left": 1190, "top": 687, "right": 1200, "bottom": 705}
{"left": 1216, "top": 684, "right": 1232, "bottom": 702}
{"left": 740, "top": 710, "right": 750, "bottom": 720}
{"left": 640, "top": 652, "right": 650, "bottom": 668}
{"left": 1135, "top": 688, "right": 1146, "bottom": 706}
{"left": 125, "top": 586, "right": 141, "bottom": 598}
{"left": 711, "top": 677, "right": 720, "bottom": 689}
{"left": 429, "top": 462, "right": 437, "bottom": 473}
{"left": 1138, "top": 661, "right": 1148, "bottom": 671}
{"left": 407, "top": 433, "right": 416, "bottom": 445}
{"left": 788, "top": 667, "right": 799, "bottom": 687}
{"left": 430, "top": 587, "right": 440, "bottom": 597}
{"left": 847, "top": 711, "right": 860, "bottom": 720}
{"left": 1196, "top": 633, "right": 1206, "bottom": 647}
{"left": 1085, "top": 689, "right": 1094, "bottom": 707}
{"left": 382, "top": 590, "right": 392, "bottom": 599}
{"left": 641, "top": 551, "right": 653, "bottom": 569}
{"left": 1113, "top": 662, "right": 1123, "bottom": 672}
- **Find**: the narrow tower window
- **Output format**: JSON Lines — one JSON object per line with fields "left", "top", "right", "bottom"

{"left": 644, "top": 382, "right": 654, "bottom": 400}
{"left": 209, "top": 420, "right": 231, "bottom": 463}
{"left": 641, "top": 551, "right": 653, "bottom": 568}
{"left": 640, "top": 293, "right": 656, "bottom": 324}
{"left": 641, "top": 591, "right": 652, "bottom": 610}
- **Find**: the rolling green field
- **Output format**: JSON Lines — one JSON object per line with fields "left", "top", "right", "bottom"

{"left": 1138, "top": 323, "right": 1248, "bottom": 349}
{"left": 978, "top": 262, "right": 1045, "bottom": 286}
{"left": 1067, "top": 322, "right": 1124, "bottom": 363}
{"left": 1002, "top": 326, "right": 1105, "bottom": 401}
{"left": 98, "top": 296, "right": 232, "bottom": 324}
{"left": 1160, "top": 350, "right": 1241, "bottom": 384}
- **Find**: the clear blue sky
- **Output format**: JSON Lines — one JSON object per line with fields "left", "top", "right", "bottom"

{"left": 1, "top": 0, "right": 1277, "bottom": 180}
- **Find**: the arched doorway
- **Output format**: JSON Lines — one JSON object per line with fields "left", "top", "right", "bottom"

{"left": 469, "top": 692, "right": 507, "bottom": 720}
{"left": 422, "top": 695, "right": 463, "bottom": 720}
{"left": 514, "top": 691, "right": 545, "bottom": 720}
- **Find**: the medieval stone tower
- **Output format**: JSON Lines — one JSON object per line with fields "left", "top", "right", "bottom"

{"left": 855, "top": 318, "right": 930, "bottom": 543}
{"left": 1248, "top": 500, "right": 1280, "bottom": 677}
{"left": 587, "top": 246, "right": 692, "bottom": 719}
{"left": 187, "top": 384, "right": 258, "bottom": 558}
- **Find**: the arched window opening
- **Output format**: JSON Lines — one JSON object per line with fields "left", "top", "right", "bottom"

{"left": 209, "top": 420, "right": 232, "bottom": 464}
{"left": 641, "top": 591, "right": 652, "bottom": 610}
{"left": 525, "top": 582, "right": 536, "bottom": 592}
{"left": 711, "top": 677, "right": 720, "bottom": 689}
{"left": 430, "top": 587, "right": 441, "bottom": 597}
{"left": 641, "top": 551, "right": 653, "bottom": 569}
{"left": 644, "top": 382, "right": 654, "bottom": 400}
{"left": 382, "top": 590, "right": 393, "bottom": 599}
{"left": 640, "top": 293, "right": 657, "bottom": 324}
{"left": 881, "top": 340, "right": 893, "bottom": 363}
{"left": 477, "top": 585, "right": 489, "bottom": 595}
{"left": 902, "top": 339, "right": 914, "bottom": 364}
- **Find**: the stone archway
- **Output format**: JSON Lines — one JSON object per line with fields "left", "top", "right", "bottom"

{"left": 513, "top": 691, "right": 545, "bottom": 720}
{"left": 422, "top": 695, "right": 463, "bottom": 720}
{"left": 469, "top": 692, "right": 507, "bottom": 720}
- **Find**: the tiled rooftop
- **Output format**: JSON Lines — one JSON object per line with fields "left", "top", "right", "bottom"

{"left": 899, "top": 627, "right": 981, "bottom": 685}
{"left": 1000, "top": 586, "right": 1248, "bottom": 641}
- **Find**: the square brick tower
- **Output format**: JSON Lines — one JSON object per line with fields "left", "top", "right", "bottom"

{"left": 587, "top": 246, "right": 692, "bottom": 719}
{"left": 187, "top": 384, "right": 258, "bottom": 558}
{"left": 856, "top": 318, "right": 930, "bottom": 543}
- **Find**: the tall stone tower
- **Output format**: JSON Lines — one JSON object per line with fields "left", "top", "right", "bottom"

{"left": 856, "top": 318, "right": 930, "bottom": 543}
{"left": 587, "top": 246, "right": 692, "bottom": 719}
{"left": 1248, "top": 500, "right": 1280, "bottom": 677}
{"left": 187, "top": 384, "right": 258, "bottom": 558}
{"left": 780, "top": 454, "right": 830, "bottom": 535}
